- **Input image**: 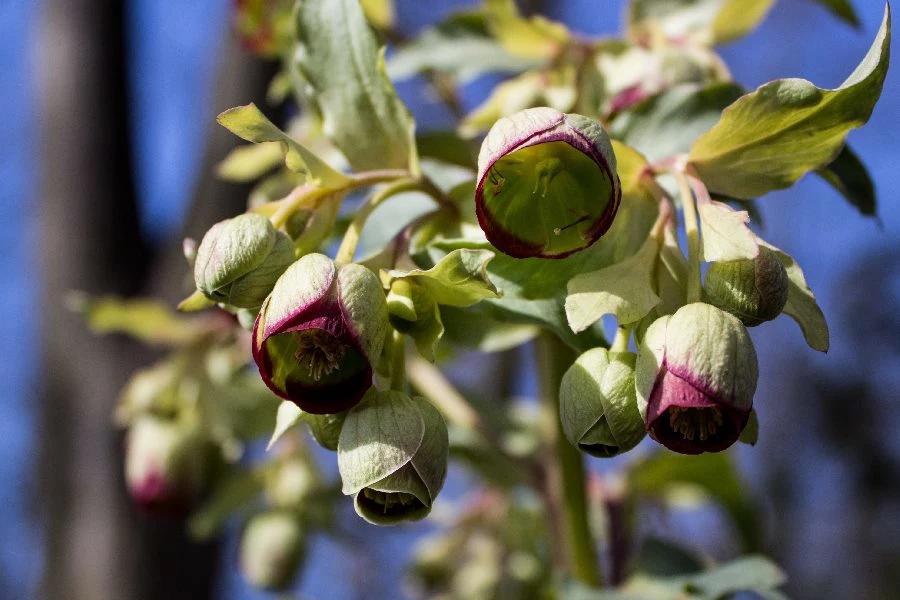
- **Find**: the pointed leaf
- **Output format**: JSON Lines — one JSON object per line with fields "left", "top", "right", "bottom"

{"left": 484, "top": 0, "right": 569, "bottom": 60}
{"left": 385, "top": 249, "right": 501, "bottom": 307}
{"left": 810, "top": 0, "right": 860, "bottom": 27}
{"left": 295, "top": 0, "right": 416, "bottom": 172}
{"left": 816, "top": 144, "right": 876, "bottom": 216}
{"left": 267, "top": 401, "right": 304, "bottom": 451}
{"left": 216, "top": 141, "right": 283, "bottom": 182}
{"left": 689, "top": 5, "right": 891, "bottom": 198}
{"left": 739, "top": 409, "right": 759, "bottom": 445}
{"left": 217, "top": 104, "right": 350, "bottom": 188}
{"left": 566, "top": 236, "right": 661, "bottom": 332}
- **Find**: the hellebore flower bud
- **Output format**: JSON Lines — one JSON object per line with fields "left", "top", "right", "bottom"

{"left": 475, "top": 107, "right": 621, "bottom": 259}
{"left": 559, "top": 349, "right": 645, "bottom": 457}
{"left": 704, "top": 246, "right": 789, "bottom": 327}
{"left": 124, "top": 415, "right": 213, "bottom": 517}
{"left": 635, "top": 303, "right": 758, "bottom": 455}
{"left": 253, "top": 253, "right": 389, "bottom": 414}
{"left": 338, "top": 391, "right": 448, "bottom": 525}
{"left": 239, "top": 511, "right": 306, "bottom": 591}
{"left": 194, "top": 213, "right": 295, "bottom": 309}
{"left": 265, "top": 456, "right": 320, "bottom": 509}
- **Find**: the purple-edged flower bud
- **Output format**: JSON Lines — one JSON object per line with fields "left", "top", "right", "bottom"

{"left": 704, "top": 246, "right": 789, "bottom": 327}
{"left": 194, "top": 213, "right": 295, "bottom": 309}
{"left": 475, "top": 107, "right": 621, "bottom": 259}
{"left": 252, "top": 253, "right": 389, "bottom": 414}
{"left": 635, "top": 303, "right": 758, "bottom": 455}
{"left": 124, "top": 415, "right": 212, "bottom": 517}
{"left": 239, "top": 511, "right": 306, "bottom": 591}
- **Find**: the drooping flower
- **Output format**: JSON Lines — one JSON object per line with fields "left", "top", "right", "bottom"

{"left": 252, "top": 253, "right": 388, "bottom": 414}
{"left": 635, "top": 303, "right": 758, "bottom": 454}
{"left": 475, "top": 107, "right": 621, "bottom": 259}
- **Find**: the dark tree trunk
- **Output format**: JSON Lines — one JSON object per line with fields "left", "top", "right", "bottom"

{"left": 38, "top": 1, "right": 276, "bottom": 598}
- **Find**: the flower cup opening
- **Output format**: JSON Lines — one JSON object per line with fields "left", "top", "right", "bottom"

{"left": 477, "top": 140, "right": 617, "bottom": 259}
{"left": 356, "top": 487, "right": 429, "bottom": 524}
{"left": 578, "top": 443, "right": 620, "bottom": 458}
{"left": 260, "top": 326, "right": 371, "bottom": 414}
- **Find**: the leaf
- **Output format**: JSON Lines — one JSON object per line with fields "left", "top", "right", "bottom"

{"left": 66, "top": 293, "right": 203, "bottom": 345}
{"left": 459, "top": 72, "right": 543, "bottom": 137}
{"left": 809, "top": 0, "right": 860, "bottom": 27}
{"left": 739, "top": 408, "right": 759, "bottom": 445}
{"left": 816, "top": 144, "right": 876, "bottom": 216}
{"left": 760, "top": 241, "right": 830, "bottom": 352}
{"left": 360, "top": 0, "right": 394, "bottom": 29}
{"left": 629, "top": 452, "right": 761, "bottom": 551}
{"left": 387, "top": 11, "right": 540, "bottom": 83}
{"left": 610, "top": 83, "right": 745, "bottom": 163}
{"left": 441, "top": 303, "right": 539, "bottom": 352}
{"left": 385, "top": 249, "right": 501, "bottom": 307}
{"left": 217, "top": 104, "right": 350, "bottom": 188}
{"left": 566, "top": 235, "right": 661, "bottom": 332}
{"left": 216, "top": 141, "right": 283, "bottom": 182}
{"left": 628, "top": 0, "right": 776, "bottom": 46}
{"left": 267, "top": 401, "right": 304, "bottom": 451}
{"left": 681, "top": 555, "right": 786, "bottom": 599}
{"left": 295, "top": 0, "right": 416, "bottom": 173}
{"left": 689, "top": 5, "right": 891, "bottom": 198}
{"left": 484, "top": 0, "right": 569, "bottom": 60}
{"left": 188, "top": 469, "right": 263, "bottom": 541}
{"left": 415, "top": 131, "right": 477, "bottom": 169}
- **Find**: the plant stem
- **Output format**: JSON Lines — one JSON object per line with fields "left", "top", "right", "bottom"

{"left": 535, "top": 332, "right": 601, "bottom": 587}
{"left": 611, "top": 325, "right": 631, "bottom": 353}
{"left": 390, "top": 330, "right": 406, "bottom": 392}
{"left": 672, "top": 170, "right": 702, "bottom": 304}
{"left": 334, "top": 178, "right": 419, "bottom": 264}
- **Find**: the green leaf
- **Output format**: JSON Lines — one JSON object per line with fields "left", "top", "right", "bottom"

{"left": 66, "top": 293, "right": 203, "bottom": 345}
{"left": 385, "top": 249, "right": 501, "bottom": 307}
{"left": 217, "top": 104, "right": 351, "bottom": 188}
{"left": 387, "top": 11, "right": 540, "bottom": 83}
{"left": 809, "top": 0, "right": 860, "bottom": 27}
{"left": 816, "top": 144, "right": 876, "bottom": 216}
{"left": 415, "top": 131, "right": 477, "bottom": 169}
{"left": 459, "top": 72, "right": 543, "bottom": 137}
{"left": 628, "top": 0, "right": 776, "bottom": 46}
{"left": 610, "top": 83, "right": 745, "bottom": 163}
{"left": 681, "top": 555, "right": 786, "bottom": 599}
{"left": 267, "top": 401, "right": 304, "bottom": 451}
{"left": 566, "top": 235, "right": 661, "bottom": 332}
{"left": 295, "top": 0, "right": 417, "bottom": 173}
{"left": 484, "top": 0, "right": 570, "bottom": 60}
{"left": 188, "top": 469, "right": 264, "bottom": 541}
{"left": 360, "top": 0, "right": 394, "bottom": 29}
{"left": 216, "top": 141, "right": 284, "bottom": 182}
{"left": 739, "top": 408, "right": 759, "bottom": 445}
{"left": 629, "top": 452, "right": 761, "bottom": 550}
{"left": 760, "top": 240, "right": 830, "bottom": 352}
{"left": 689, "top": 5, "right": 891, "bottom": 198}
{"left": 441, "top": 303, "right": 539, "bottom": 352}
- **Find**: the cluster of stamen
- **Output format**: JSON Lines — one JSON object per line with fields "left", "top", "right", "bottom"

{"left": 668, "top": 407, "right": 724, "bottom": 441}
{"left": 293, "top": 329, "right": 347, "bottom": 381}
{"left": 362, "top": 487, "right": 418, "bottom": 514}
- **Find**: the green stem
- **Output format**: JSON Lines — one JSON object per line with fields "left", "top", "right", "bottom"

{"left": 334, "top": 178, "right": 419, "bottom": 264}
{"left": 535, "top": 332, "right": 601, "bottom": 587}
{"left": 390, "top": 330, "right": 406, "bottom": 392}
{"left": 672, "top": 170, "right": 702, "bottom": 304}
{"left": 611, "top": 325, "right": 631, "bottom": 353}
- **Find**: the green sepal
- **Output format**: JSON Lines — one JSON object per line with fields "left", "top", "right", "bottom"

{"left": 816, "top": 144, "right": 876, "bottom": 217}
{"left": 559, "top": 349, "right": 645, "bottom": 458}
{"left": 386, "top": 279, "right": 445, "bottom": 361}
{"left": 383, "top": 249, "right": 501, "bottom": 308}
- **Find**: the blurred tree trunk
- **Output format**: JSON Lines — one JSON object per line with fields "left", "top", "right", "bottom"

{"left": 38, "top": 1, "right": 275, "bottom": 599}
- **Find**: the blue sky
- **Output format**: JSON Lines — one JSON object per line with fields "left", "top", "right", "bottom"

{"left": 1, "top": 0, "right": 898, "bottom": 597}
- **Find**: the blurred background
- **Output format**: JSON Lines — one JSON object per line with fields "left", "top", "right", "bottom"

{"left": 1, "top": 0, "right": 898, "bottom": 598}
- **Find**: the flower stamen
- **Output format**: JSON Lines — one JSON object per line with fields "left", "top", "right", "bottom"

{"left": 668, "top": 407, "right": 724, "bottom": 441}
{"left": 293, "top": 329, "right": 348, "bottom": 381}
{"left": 362, "top": 487, "right": 418, "bottom": 514}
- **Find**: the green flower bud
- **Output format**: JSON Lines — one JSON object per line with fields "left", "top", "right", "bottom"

{"left": 239, "top": 511, "right": 306, "bottom": 591}
{"left": 253, "top": 253, "right": 389, "bottom": 414}
{"left": 338, "top": 391, "right": 448, "bottom": 525}
{"left": 124, "top": 415, "right": 214, "bottom": 517}
{"left": 265, "top": 456, "right": 320, "bottom": 509}
{"left": 304, "top": 410, "right": 347, "bottom": 451}
{"left": 704, "top": 246, "right": 789, "bottom": 326}
{"left": 559, "top": 349, "right": 645, "bottom": 457}
{"left": 194, "top": 213, "right": 295, "bottom": 309}
{"left": 475, "top": 107, "right": 621, "bottom": 259}
{"left": 635, "top": 303, "right": 758, "bottom": 455}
